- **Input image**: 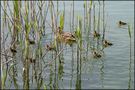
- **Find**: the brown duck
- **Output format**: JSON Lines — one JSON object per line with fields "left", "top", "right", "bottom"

{"left": 103, "top": 40, "right": 113, "bottom": 47}
{"left": 93, "top": 31, "right": 100, "bottom": 38}
{"left": 56, "top": 27, "right": 76, "bottom": 46}
{"left": 46, "top": 44, "right": 56, "bottom": 51}
{"left": 93, "top": 51, "right": 101, "bottom": 58}
{"left": 10, "top": 47, "right": 17, "bottom": 53}
{"left": 119, "top": 21, "right": 127, "bottom": 25}
{"left": 28, "top": 38, "right": 35, "bottom": 45}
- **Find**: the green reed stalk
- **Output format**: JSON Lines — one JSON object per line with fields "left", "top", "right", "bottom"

{"left": 69, "top": 1, "right": 75, "bottom": 81}
{"left": 23, "top": 1, "right": 30, "bottom": 89}
{"left": 86, "top": 1, "right": 88, "bottom": 36}
{"left": 75, "top": 16, "right": 82, "bottom": 71}
{"left": 49, "top": 1, "right": 55, "bottom": 62}
{"left": 72, "top": 0, "right": 74, "bottom": 30}
{"left": 56, "top": 0, "right": 59, "bottom": 28}
{"left": 127, "top": 24, "right": 132, "bottom": 89}
{"left": 13, "top": 1, "right": 20, "bottom": 44}
{"left": 93, "top": 3, "right": 96, "bottom": 49}
{"left": 102, "top": 0, "right": 105, "bottom": 44}
{"left": 86, "top": 1, "right": 92, "bottom": 54}
{"left": 43, "top": 2, "right": 49, "bottom": 36}
{"left": 83, "top": 1, "right": 86, "bottom": 35}
{"left": 71, "top": 0, "right": 75, "bottom": 63}
{"left": 51, "top": 1, "right": 59, "bottom": 64}
{"left": 97, "top": 1, "right": 100, "bottom": 50}
{"left": 10, "top": 1, "right": 22, "bottom": 89}
{"left": 128, "top": 25, "right": 131, "bottom": 38}
{"left": 50, "top": 1, "right": 54, "bottom": 32}
{"left": 86, "top": 1, "right": 91, "bottom": 56}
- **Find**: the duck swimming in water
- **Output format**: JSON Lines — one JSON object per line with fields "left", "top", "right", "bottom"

{"left": 10, "top": 47, "right": 17, "bottom": 53}
{"left": 46, "top": 43, "right": 56, "bottom": 51}
{"left": 92, "top": 51, "right": 102, "bottom": 58}
{"left": 10, "top": 41, "right": 17, "bottom": 53}
{"left": 103, "top": 40, "right": 113, "bottom": 47}
{"left": 119, "top": 21, "right": 127, "bottom": 26}
{"left": 28, "top": 38, "right": 35, "bottom": 45}
{"left": 93, "top": 30, "right": 100, "bottom": 38}
{"left": 56, "top": 27, "right": 76, "bottom": 46}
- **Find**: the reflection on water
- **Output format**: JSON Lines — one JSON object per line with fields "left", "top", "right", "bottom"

{"left": 128, "top": 37, "right": 132, "bottom": 89}
{"left": 99, "top": 59, "right": 105, "bottom": 88}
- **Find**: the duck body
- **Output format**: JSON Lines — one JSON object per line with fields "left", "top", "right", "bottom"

{"left": 56, "top": 27, "right": 76, "bottom": 46}
{"left": 93, "top": 51, "right": 101, "bottom": 58}
{"left": 119, "top": 21, "right": 127, "bottom": 25}
{"left": 10, "top": 47, "right": 17, "bottom": 53}
{"left": 93, "top": 31, "right": 100, "bottom": 38}
{"left": 103, "top": 40, "right": 113, "bottom": 47}
{"left": 28, "top": 38, "right": 35, "bottom": 45}
{"left": 46, "top": 44, "right": 56, "bottom": 51}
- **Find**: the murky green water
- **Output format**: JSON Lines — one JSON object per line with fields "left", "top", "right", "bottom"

{"left": 1, "top": 1, "right": 134, "bottom": 89}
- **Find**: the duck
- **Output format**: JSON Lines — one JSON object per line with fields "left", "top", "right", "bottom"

{"left": 27, "top": 38, "right": 35, "bottom": 45}
{"left": 93, "top": 30, "right": 100, "bottom": 38}
{"left": 29, "top": 58, "right": 36, "bottom": 63}
{"left": 103, "top": 40, "right": 113, "bottom": 47}
{"left": 56, "top": 27, "right": 76, "bottom": 46}
{"left": 92, "top": 51, "right": 101, "bottom": 58}
{"left": 10, "top": 41, "right": 17, "bottom": 53}
{"left": 46, "top": 43, "right": 56, "bottom": 51}
{"left": 10, "top": 47, "right": 17, "bottom": 53}
{"left": 119, "top": 21, "right": 127, "bottom": 25}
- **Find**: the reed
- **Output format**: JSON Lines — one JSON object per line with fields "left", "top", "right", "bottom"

{"left": 128, "top": 25, "right": 131, "bottom": 38}
{"left": 127, "top": 24, "right": 132, "bottom": 89}
{"left": 83, "top": 1, "right": 86, "bottom": 36}
{"left": 97, "top": 1, "right": 101, "bottom": 50}
{"left": 23, "top": 1, "right": 30, "bottom": 89}
{"left": 86, "top": 0, "right": 92, "bottom": 57}
{"left": 1, "top": 1, "right": 8, "bottom": 89}
{"left": 93, "top": 3, "right": 96, "bottom": 49}
{"left": 102, "top": 0, "right": 105, "bottom": 45}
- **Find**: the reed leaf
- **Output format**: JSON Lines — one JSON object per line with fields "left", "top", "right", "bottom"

{"left": 128, "top": 25, "right": 131, "bottom": 38}
{"left": 43, "top": 83, "right": 47, "bottom": 90}
{"left": 1, "top": 68, "right": 7, "bottom": 89}
{"left": 83, "top": 1, "right": 86, "bottom": 8}
{"left": 60, "top": 12, "right": 64, "bottom": 30}
{"left": 13, "top": 1, "right": 19, "bottom": 17}
{"left": 90, "top": 0, "right": 93, "bottom": 9}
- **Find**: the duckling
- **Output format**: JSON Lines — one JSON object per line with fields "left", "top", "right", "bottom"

{"left": 28, "top": 38, "right": 35, "bottom": 45}
{"left": 93, "top": 51, "right": 101, "bottom": 58}
{"left": 119, "top": 21, "right": 127, "bottom": 25}
{"left": 93, "top": 31, "right": 100, "bottom": 38}
{"left": 46, "top": 43, "right": 56, "bottom": 51}
{"left": 10, "top": 47, "right": 17, "bottom": 53}
{"left": 56, "top": 27, "right": 76, "bottom": 46}
{"left": 103, "top": 40, "right": 113, "bottom": 47}
{"left": 29, "top": 58, "right": 36, "bottom": 63}
{"left": 10, "top": 41, "right": 17, "bottom": 53}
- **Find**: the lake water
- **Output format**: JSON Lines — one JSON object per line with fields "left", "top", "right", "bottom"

{"left": 1, "top": 1, "right": 134, "bottom": 89}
